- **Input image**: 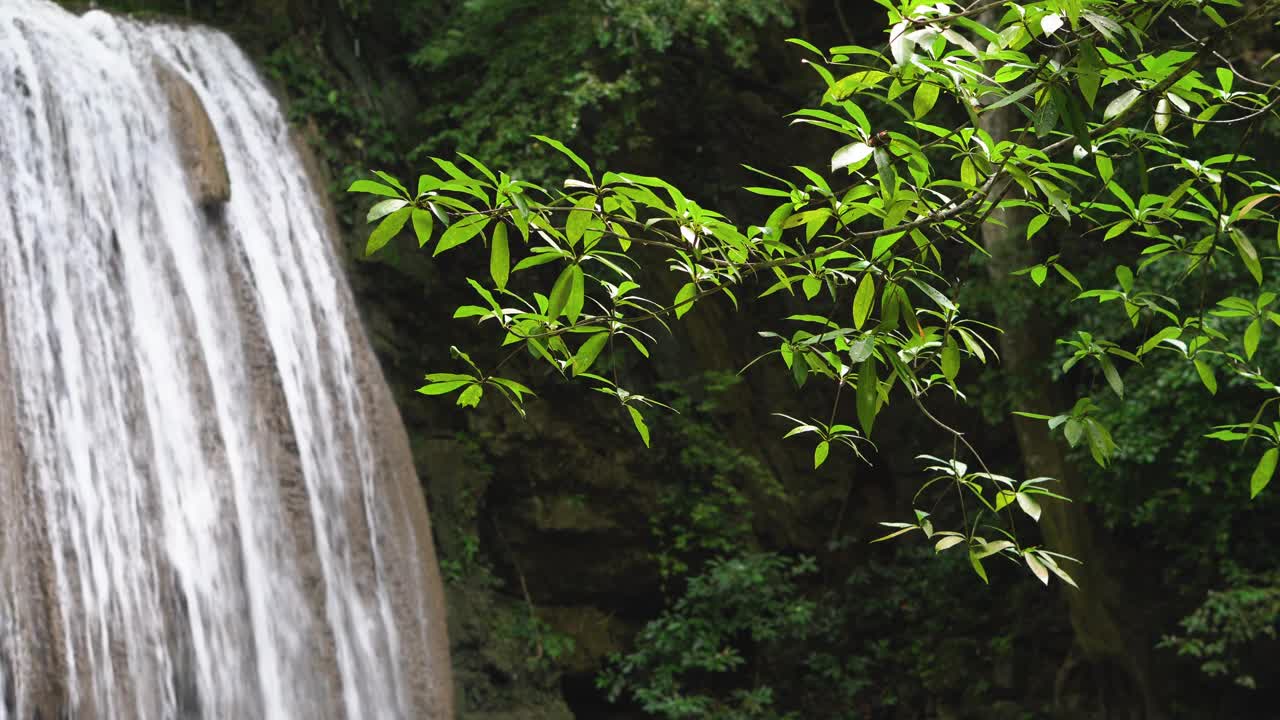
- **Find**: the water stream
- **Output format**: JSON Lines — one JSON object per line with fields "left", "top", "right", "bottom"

{"left": 0, "top": 2, "right": 449, "bottom": 717}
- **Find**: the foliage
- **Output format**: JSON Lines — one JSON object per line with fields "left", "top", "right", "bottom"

{"left": 597, "top": 552, "right": 818, "bottom": 719}
{"left": 352, "top": 0, "right": 1280, "bottom": 588}
{"left": 396, "top": 0, "right": 793, "bottom": 179}
{"left": 646, "top": 372, "right": 782, "bottom": 582}
{"left": 1159, "top": 570, "right": 1280, "bottom": 689}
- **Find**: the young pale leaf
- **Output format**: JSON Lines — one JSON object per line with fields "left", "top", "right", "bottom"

{"left": 435, "top": 215, "right": 490, "bottom": 256}
{"left": 367, "top": 198, "right": 408, "bottom": 223}
{"left": 628, "top": 405, "right": 651, "bottom": 447}
{"left": 1154, "top": 96, "right": 1171, "bottom": 135}
{"left": 1025, "top": 552, "right": 1050, "bottom": 585}
{"left": 853, "top": 273, "right": 875, "bottom": 329}
{"left": 814, "top": 441, "right": 830, "bottom": 469}
{"left": 366, "top": 207, "right": 412, "bottom": 256}
{"left": 935, "top": 536, "right": 965, "bottom": 552}
{"left": 1040, "top": 13, "right": 1064, "bottom": 36}
{"left": 1251, "top": 447, "right": 1277, "bottom": 498}
{"left": 1017, "top": 492, "right": 1043, "bottom": 522}
{"left": 489, "top": 223, "right": 510, "bottom": 289}
{"left": 1103, "top": 89, "right": 1142, "bottom": 120}
{"left": 832, "top": 141, "right": 875, "bottom": 173}
{"left": 969, "top": 551, "right": 989, "bottom": 584}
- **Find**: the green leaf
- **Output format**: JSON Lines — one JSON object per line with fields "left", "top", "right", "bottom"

{"left": 417, "top": 380, "right": 471, "bottom": 396}
{"left": 1250, "top": 447, "right": 1277, "bottom": 498}
{"left": 941, "top": 336, "right": 960, "bottom": 381}
{"left": 435, "top": 214, "right": 490, "bottom": 256}
{"left": 547, "top": 264, "right": 576, "bottom": 320}
{"left": 1216, "top": 67, "right": 1234, "bottom": 93}
{"left": 1115, "top": 265, "right": 1133, "bottom": 293}
{"left": 1055, "top": 85, "right": 1091, "bottom": 151}
{"left": 573, "top": 332, "right": 609, "bottom": 376}
{"left": 674, "top": 282, "right": 697, "bottom": 319}
{"left": 1027, "top": 214, "right": 1049, "bottom": 240}
{"left": 1103, "top": 88, "right": 1141, "bottom": 120}
{"left": 532, "top": 135, "right": 593, "bottom": 182}
{"left": 1194, "top": 359, "right": 1218, "bottom": 395}
{"left": 372, "top": 170, "right": 409, "bottom": 197}
{"left": 627, "top": 405, "right": 651, "bottom": 447}
{"left": 987, "top": 81, "right": 1042, "bottom": 111}
{"left": 365, "top": 207, "right": 411, "bottom": 256}
{"left": 457, "top": 384, "right": 483, "bottom": 408}
{"left": 1054, "top": 264, "right": 1082, "bottom": 290}
{"left": 802, "top": 275, "right": 822, "bottom": 300}
{"left": 995, "top": 489, "right": 1016, "bottom": 511}
{"left": 913, "top": 82, "right": 940, "bottom": 119}
{"left": 566, "top": 195, "right": 595, "bottom": 247}
{"left": 874, "top": 147, "right": 896, "bottom": 194}
{"left": 1232, "top": 231, "right": 1263, "bottom": 284}
{"left": 1077, "top": 41, "right": 1101, "bottom": 107}
{"left": 1245, "top": 318, "right": 1262, "bottom": 359}
{"left": 1064, "top": 418, "right": 1084, "bottom": 447}
{"left": 853, "top": 273, "right": 875, "bottom": 329}
{"left": 348, "top": 179, "right": 403, "bottom": 199}
{"left": 489, "top": 223, "right": 510, "bottom": 289}
{"left": 1100, "top": 356, "right": 1124, "bottom": 398}
{"left": 1095, "top": 153, "right": 1114, "bottom": 183}
{"left": 1030, "top": 265, "right": 1048, "bottom": 286}
{"left": 367, "top": 198, "right": 408, "bottom": 223}
{"left": 814, "top": 441, "right": 830, "bottom": 469}
{"left": 857, "top": 359, "right": 877, "bottom": 437}
{"left": 565, "top": 265, "right": 585, "bottom": 323}
{"left": 411, "top": 208, "right": 434, "bottom": 248}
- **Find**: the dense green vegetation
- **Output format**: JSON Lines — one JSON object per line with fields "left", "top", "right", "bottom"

{"left": 348, "top": 0, "right": 1280, "bottom": 716}
{"left": 75, "top": 0, "right": 1280, "bottom": 716}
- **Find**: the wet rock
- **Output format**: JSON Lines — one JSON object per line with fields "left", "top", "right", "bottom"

{"left": 154, "top": 59, "right": 230, "bottom": 207}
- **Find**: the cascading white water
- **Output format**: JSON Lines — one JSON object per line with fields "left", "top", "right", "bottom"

{"left": 0, "top": 2, "right": 451, "bottom": 718}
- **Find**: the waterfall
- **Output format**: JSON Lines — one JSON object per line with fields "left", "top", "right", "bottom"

{"left": 0, "top": 2, "right": 452, "bottom": 718}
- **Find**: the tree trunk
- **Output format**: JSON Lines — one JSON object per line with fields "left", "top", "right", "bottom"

{"left": 977, "top": 97, "right": 1164, "bottom": 719}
